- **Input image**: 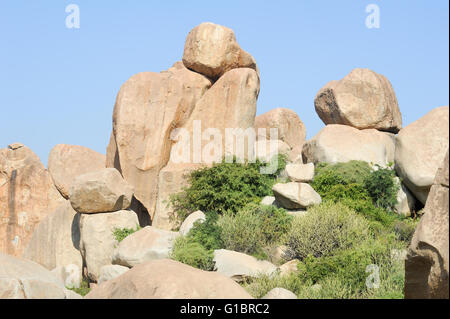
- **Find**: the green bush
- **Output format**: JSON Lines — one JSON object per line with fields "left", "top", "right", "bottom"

{"left": 170, "top": 236, "right": 215, "bottom": 271}
{"left": 285, "top": 202, "right": 370, "bottom": 260}
{"left": 170, "top": 155, "right": 286, "bottom": 219}
{"left": 112, "top": 225, "right": 141, "bottom": 243}
{"left": 217, "top": 203, "right": 292, "bottom": 257}
{"left": 363, "top": 165, "right": 399, "bottom": 211}
{"left": 187, "top": 211, "right": 224, "bottom": 251}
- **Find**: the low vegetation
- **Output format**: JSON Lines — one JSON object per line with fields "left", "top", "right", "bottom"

{"left": 169, "top": 158, "right": 419, "bottom": 299}
{"left": 112, "top": 225, "right": 141, "bottom": 243}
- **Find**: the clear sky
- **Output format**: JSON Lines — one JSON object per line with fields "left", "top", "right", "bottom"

{"left": 0, "top": 1, "right": 448, "bottom": 166}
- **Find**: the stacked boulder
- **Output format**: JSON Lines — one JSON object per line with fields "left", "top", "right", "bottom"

{"left": 106, "top": 22, "right": 259, "bottom": 231}
{"left": 303, "top": 68, "right": 449, "bottom": 216}
{"left": 68, "top": 168, "right": 139, "bottom": 283}
{"left": 270, "top": 163, "right": 321, "bottom": 214}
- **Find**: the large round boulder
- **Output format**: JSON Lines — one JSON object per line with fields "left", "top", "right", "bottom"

{"left": 182, "top": 22, "right": 257, "bottom": 80}
{"left": 395, "top": 106, "right": 449, "bottom": 204}
{"left": 315, "top": 68, "right": 402, "bottom": 133}
{"left": 254, "top": 108, "right": 306, "bottom": 162}
{"left": 85, "top": 259, "right": 253, "bottom": 299}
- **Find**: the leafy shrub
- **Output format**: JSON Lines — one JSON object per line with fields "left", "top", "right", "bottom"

{"left": 187, "top": 212, "right": 224, "bottom": 251}
{"left": 170, "top": 236, "right": 215, "bottom": 271}
{"left": 170, "top": 155, "right": 286, "bottom": 218}
{"left": 296, "top": 236, "right": 405, "bottom": 295}
{"left": 392, "top": 218, "right": 419, "bottom": 242}
{"left": 285, "top": 202, "right": 370, "bottom": 260}
{"left": 363, "top": 165, "right": 399, "bottom": 211}
{"left": 217, "top": 204, "right": 292, "bottom": 257}
{"left": 112, "top": 225, "right": 141, "bottom": 243}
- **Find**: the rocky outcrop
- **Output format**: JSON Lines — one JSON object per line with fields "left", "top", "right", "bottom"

{"left": 255, "top": 108, "right": 306, "bottom": 162}
{"left": 262, "top": 287, "right": 297, "bottom": 299}
{"left": 85, "top": 259, "right": 253, "bottom": 299}
{"left": 0, "top": 252, "right": 81, "bottom": 299}
{"left": 395, "top": 106, "right": 449, "bottom": 204}
{"left": 213, "top": 249, "right": 277, "bottom": 282}
{"left": 69, "top": 168, "right": 134, "bottom": 214}
{"left": 112, "top": 226, "right": 179, "bottom": 268}
{"left": 79, "top": 210, "right": 139, "bottom": 282}
{"left": 22, "top": 201, "right": 82, "bottom": 279}
{"left": 0, "top": 143, "right": 64, "bottom": 256}
{"left": 179, "top": 210, "right": 206, "bottom": 236}
{"left": 48, "top": 144, "right": 106, "bottom": 198}
{"left": 51, "top": 264, "right": 82, "bottom": 289}
{"left": 106, "top": 62, "right": 211, "bottom": 221}
{"left": 302, "top": 124, "right": 395, "bottom": 167}
{"left": 405, "top": 149, "right": 449, "bottom": 299}
{"left": 182, "top": 22, "right": 257, "bottom": 80}
{"left": 272, "top": 182, "right": 321, "bottom": 210}
{"left": 314, "top": 68, "right": 402, "bottom": 133}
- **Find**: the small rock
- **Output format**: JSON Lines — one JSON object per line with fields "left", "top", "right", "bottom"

{"left": 98, "top": 265, "right": 130, "bottom": 284}
{"left": 272, "top": 182, "right": 321, "bottom": 210}
{"left": 286, "top": 163, "right": 315, "bottom": 183}
{"left": 262, "top": 287, "right": 297, "bottom": 299}
{"left": 279, "top": 259, "right": 299, "bottom": 277}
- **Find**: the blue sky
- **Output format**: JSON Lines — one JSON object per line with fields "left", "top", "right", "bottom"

{"left": 0, "top": 1, "right": 448, "bottom": 165}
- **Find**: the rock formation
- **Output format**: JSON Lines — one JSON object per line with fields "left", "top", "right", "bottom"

{"left": 0, "top": 143, "right": 64, "bottom": 256}
{"left": 315, "top": 68, "right": 402, "bottom": 133}
{"left": 405, "top": 149, "right": 449, "bottom": 299}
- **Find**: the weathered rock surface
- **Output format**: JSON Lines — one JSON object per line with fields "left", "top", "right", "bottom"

{"left": 394, "top": 177, "right": 416, "bottom": 217}
{"left": 85, "top": 259, "right": 253, "bottom": 299}
{"left": 98, "top": 264, "right": 130, "bottom": 285}
{"left": 48, "top": 144, "right": 106, "bottom": 199}
{"left": 254, "top": 139, "right": 291, "bottom": 163}
{"left": 255, "top": 108, "right": 306, "bottom": 161}
{"left": 106, "top": 62, "right": 211, "bottom": 222}
{"left": 182, "top": 22, "right": 257, "bottom": 80}
{"left": 395, "top": 106, "right": 449, "bottom": 204}
{"left": 285, "top": 163, "right": 315, "bottom": 182}
{"left": 22, "top": 201, "right": 82, "bottom": 277}
{"left": 315, "top": 68, "right": 402, "bottom": 133}
{"left": 213, "top": 249, "right": 277, "bottom": 282}
{"left": 272, "top": 182, "right": 321, "bottom": 210}
{"left": 0, "top": 252, "right": 81, "bottom": 299}
{"left": 302, "top": 124, "right": 395, "bottom": 167}
{"left": 51, "top": 264, "right": 82, "bottom": 289}
{"left": 405, "top": 150, "right": 449, "bottom": 299}
{"left": 69, "top": 168, "right": 133, "bottom": 213}
{"left": 0, "top": 143, "right": 64, "bottom": 256}
{"left": 112, "top": 226, "right": 179, "bottom": 268}
{"left": 152, "top": 163, "right": 199, "bottom": 230}
{"left": 262, "top": 287, "right": 297, "bottom": 299}
{"left": 279, "top": 259, "right": 300, "bottom": 277}
{"left": 179, "top": 210, "right": 206, "bottom": 236}
{"left": 79, "top": 210, "right": 139, "bottom": 282}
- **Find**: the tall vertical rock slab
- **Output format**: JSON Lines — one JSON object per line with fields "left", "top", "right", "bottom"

{"left": 22, "top": 200, "right": 82, "bottom": 275}
{"left": 106, "top": 62, "right": 211, "bottom": 220}
{"left": 405, "top": 150, "right": 449, "bottom": 299}
{"left": 153, "top": 67, "right": 259, "bottom": 230}
{"left": 395, "top": 106, "right": 449, "bottom": 204}
{"left": 0, "top": 143, "right": 64, "bottom": 256}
